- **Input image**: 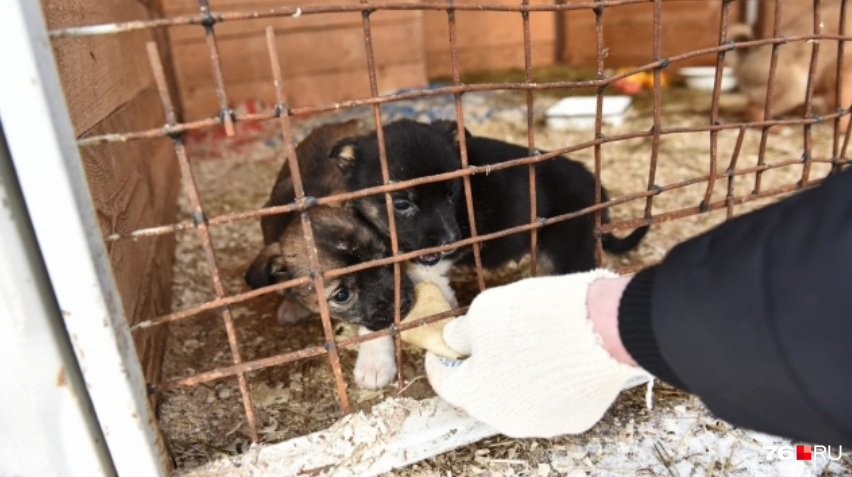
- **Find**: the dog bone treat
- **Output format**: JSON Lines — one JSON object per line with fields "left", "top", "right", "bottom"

{"left": 400, "top": 281, "right": 464, "bottom": 359}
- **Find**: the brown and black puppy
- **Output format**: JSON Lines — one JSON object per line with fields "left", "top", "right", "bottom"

{"left": 261, "top": 118, "right": 368, "bottom": 244}
{"left": 727, "top": 2, "right": 852, "bottom": 129}
{"left": 246, "top": 120, "right": 414, "bottom": 389}
{"left": 330, "top": 119, "right": 464, "bottom": 304}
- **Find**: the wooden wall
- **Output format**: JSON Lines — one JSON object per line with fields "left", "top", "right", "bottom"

{"left": 422, "top": 0, "right": 558, "bottom": 78}
{"left": 161, "top": 0, "right": 428, "bottom": 120}
{"left": 44, "top": 0, "right": 179, "bottom": 390}
{"left": 155, "top": 0, "right": 751, "bottom": 119}
{"left": 561, "top": 0, "right": 743, "bottom": 69}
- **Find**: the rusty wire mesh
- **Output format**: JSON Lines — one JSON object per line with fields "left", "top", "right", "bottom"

{"left": 48, "top": 0, "right": 851, "bottom": 461}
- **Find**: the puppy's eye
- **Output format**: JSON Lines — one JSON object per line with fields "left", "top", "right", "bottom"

{"left": 393, "top": 199, "right": 412, "bottom": 212}
{"left": 330, "top": 287, "right": 353, "bottom": 305}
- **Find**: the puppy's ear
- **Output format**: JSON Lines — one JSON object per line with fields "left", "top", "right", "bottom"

{"left": 330, "top": 139, "right": 358, "bottom": 172}
{"left": 245, "top": 243, "right": 290, "bottom": 289}
{"left": 430, "top": 119, "right": 472, "bottom": 146}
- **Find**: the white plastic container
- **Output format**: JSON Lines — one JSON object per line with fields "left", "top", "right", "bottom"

{"left": 545, "top": 95, "right": 633, "bottom": 130}
{"left": 678, "top": 66, "right": 738, "bottom": 92}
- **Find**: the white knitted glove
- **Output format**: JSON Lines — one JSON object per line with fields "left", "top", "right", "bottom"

{"left": 425, "top": 269, "right": 651, "bottom": 438}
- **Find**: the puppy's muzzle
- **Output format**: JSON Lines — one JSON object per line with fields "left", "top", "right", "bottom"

{"left": 369, "top": 293, "right": 415, "bottom": 330}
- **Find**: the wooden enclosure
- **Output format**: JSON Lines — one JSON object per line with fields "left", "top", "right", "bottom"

{"left": 45, "top": 0, "right": 180, "bottom": 390}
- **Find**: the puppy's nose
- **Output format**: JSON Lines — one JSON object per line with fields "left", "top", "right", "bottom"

{"left": 372, "top": 295, "right": 413, "bottom": 326}
{"left": 378, "top": 296, "right": 412, "bottom": 317}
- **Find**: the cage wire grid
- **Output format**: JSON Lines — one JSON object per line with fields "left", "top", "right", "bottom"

{"left": 47, "top": 0, "right": 851, "bottom": 471}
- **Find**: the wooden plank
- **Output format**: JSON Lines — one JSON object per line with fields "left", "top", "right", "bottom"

{"left": 179, "top": 61, "right": 426, "bottom": 118}
{"left": 423, "top": 1, "right": 556, "bottom": 77}
{"left": 162, "top": 0, "right": 421, "bottom": 18}
{"left": 43, "top": 0, "right": 159, "bottom": 135}
{"left": 426, "top": 41, "right": 556, "bottom": 78}
{"left": 163, "top": 0, "right": 338, "bottom": 12}
{"left": 170, "top": 17, "right": 423, "bottom": 86}
{"left": 563, "top": 1, "right": 741, "bottom": 68}
{"left": 79, "top": 84, "right": 179, "bottom": 387}
{"left": 167, "top": 1, "right": 428, "bottom": 120}
{"left": 425, "top": 9, "right": 554, "bottom": 47}
{"left": 45, "top": 0, "right": 180, "bottom": 387}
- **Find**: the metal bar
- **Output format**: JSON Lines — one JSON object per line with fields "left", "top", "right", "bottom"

{"left": 154, "top": 304, "right": 469, "bottom": 392}
{"left": 0, "top": 1, "right": 169, "bottom": 474}
{"left": 603, "top": 181, "right": 824, "bottom": 233}
{"left": 725, "top": 126, "right": 748, "bottom": 220}
{"left": 133, "top": 274, "right": 311, "bottom": 330}
{"left": 264, "top": 28, "right": 352, "bottom": 413}
{"left": 833, "top": 0, "right": 851, "bottom": 171}
{"left": 593, "top": 0, "right": 606, "bottom": 265}
{"left": 447, "top": 0, "right": 486, "bottom": 292}
{"left": 358, "top": 2, "right": 407, "bottom": 391}
{"left": 146, "top": 42, "right": 259, "bottom": 442}
{"left": 554, "top": 0, "right": 567, "bottom": 63}
{"left": 47, "top": 0, "right": 700, "bottom": 38}
{"left": 74, "top": 34, "right": 852, "bottom": 147}
{"left": 753, "top": 0, "right": 785, "bottom": 194}
{"left": 800, "top": 0, "right": 824, "bottom": 185}
{"left": 198, "top": 0, "right": 235, "bottom": 136}
{"left": 522, "top": 0, "right": 539, "bottom": 276}
{"left": 103, "top": 114, "right": 843, "bottom": 247}
{"left": 701, "top": 0, "right": 734, "bottom": 211}
{"left": 643, "top": 0, "right": 664, "bottom": 225}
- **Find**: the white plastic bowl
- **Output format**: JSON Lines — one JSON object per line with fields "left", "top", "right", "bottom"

{"left": 545, "top": 95, "right": 633, "bottom": 130}
{"left": 678, "top": 66, "right": 738, "bottom": 92}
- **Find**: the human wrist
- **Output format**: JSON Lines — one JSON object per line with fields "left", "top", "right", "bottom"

{"left": 586, "top": 275, "right": 637, "bottom": 366}
{"left": 617, "top": 266, "right": 689, "bottom": 390}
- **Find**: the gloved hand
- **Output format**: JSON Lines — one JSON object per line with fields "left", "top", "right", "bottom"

{"left": 425, "top": 269, "right": 651, "bottom": 438}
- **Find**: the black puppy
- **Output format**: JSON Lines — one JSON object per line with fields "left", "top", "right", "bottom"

{"left": 332, "top": 118, "right": 646, "bottom": 284}
{"left": 330, "top": 119, "right": 464, "bottom": 305}
{"left": 443, "top": 122, "right": 648, "bottom": 275}
{"left": 245, "top": 120, "right": 414, "bottom": 389}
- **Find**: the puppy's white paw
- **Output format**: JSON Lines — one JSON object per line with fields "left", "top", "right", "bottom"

{"left": 276, "top": 298, "right": 312, "bottom": 325}
{"left": 354, "top": 328, "right": 397, "bottom": 390}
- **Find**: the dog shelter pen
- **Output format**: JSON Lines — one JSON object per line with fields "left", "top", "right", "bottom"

{"left": 1, "top": 0, "right": 850, "bottom": 475}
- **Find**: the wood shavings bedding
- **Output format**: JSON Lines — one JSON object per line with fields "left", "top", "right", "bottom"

{"left": 159, "top": 86, "right": 850, "bottom": 475}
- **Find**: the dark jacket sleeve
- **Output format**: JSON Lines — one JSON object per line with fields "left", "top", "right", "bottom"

{"left": 619, "top": 167, "right": 852, "bottom": 446}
